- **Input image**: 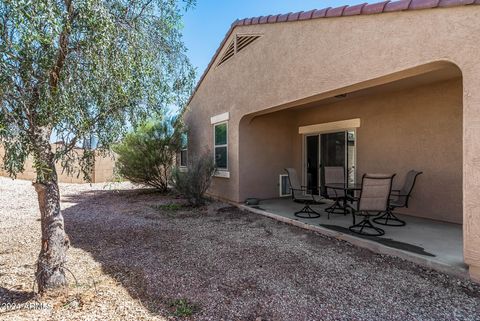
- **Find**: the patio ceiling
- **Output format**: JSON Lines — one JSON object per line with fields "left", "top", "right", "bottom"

{"left": 242, "top": 61, "right": 462, "bottom": 121}
{"left": 294, "top": 64, "right": 462, "bottom": 111}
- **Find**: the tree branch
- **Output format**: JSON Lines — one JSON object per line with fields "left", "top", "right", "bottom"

{"left": 59, "top": 136, "right": 78, "bottom": 156}
{"left": 134, "top": 0, "right": 154, "bottom": 21}
{"left": 48, "top": 0, "right": 75, "bottom": 92}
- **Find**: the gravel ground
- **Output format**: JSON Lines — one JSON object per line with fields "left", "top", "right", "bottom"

{"left": 0, "top": 177, "right": 480, "bottom": 321}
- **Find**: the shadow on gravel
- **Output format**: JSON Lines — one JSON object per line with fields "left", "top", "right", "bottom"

{"left": 0, "top": 287, "right": 35, "bottom": 304}
{"left": 62, "top": 188, "right": 180, "bottom": 316}
{"left": 319, "top": 224, "right": 436, "bottom": 257}
{"left": 61, "top": 187, "right": 480, "bottom": 320}
{"left": 61, "top": 188, "right": 266, "bottom": 318}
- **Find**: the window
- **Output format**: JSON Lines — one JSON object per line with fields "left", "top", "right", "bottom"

{"left": 214, "top": 122, "right": 228, "bottom": 170}
{"left": 179, "top": 133, "right": 188, "bottom": 167}
{"left": 180, "top": 149, "right": 187, "bottom": 167}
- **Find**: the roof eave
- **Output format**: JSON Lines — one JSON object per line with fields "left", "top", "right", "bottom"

{"left": 186, "top": 0, "right": 479, "bottom": 106}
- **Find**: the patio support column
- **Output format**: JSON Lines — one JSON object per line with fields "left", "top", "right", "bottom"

{"left": 463, "top": 65, "right": 480, "bottom": 283}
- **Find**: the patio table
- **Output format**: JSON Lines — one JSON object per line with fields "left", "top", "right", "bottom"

{"left": 324, "top": 183, "right": 399, "bottom": 214}
{"left": 323, "top": 183, "right": 360, "bottom": 215}
{"left": 325, "top": 182, "right": 400, "bottom": 193}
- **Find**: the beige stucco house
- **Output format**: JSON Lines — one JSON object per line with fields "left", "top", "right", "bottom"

{"left": 183, "top": 0, "right": 480, "bottom": 281}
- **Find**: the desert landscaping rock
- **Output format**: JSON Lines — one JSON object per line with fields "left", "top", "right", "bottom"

{"left": 0, "top": 177, "right": 479, "bottom": 320}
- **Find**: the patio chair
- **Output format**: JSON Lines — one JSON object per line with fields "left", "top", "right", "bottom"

{"left": 373, "top": 170, "right": 423, "bottom": 226}
{"left": 285, "top": 168, "right": 324, "bottom": 218}
{"left": 348, "top": 173, "right": 396, "bottom": 236}
{"left": 324, "top": 166, "right": 348, "bottom": 219}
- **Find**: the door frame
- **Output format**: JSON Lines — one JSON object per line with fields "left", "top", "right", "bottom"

{"left": 302, "top": 128, "right": 357, "bottom": 194}
{"left": 303, "top": 133, "right": 320, "bottom": 196}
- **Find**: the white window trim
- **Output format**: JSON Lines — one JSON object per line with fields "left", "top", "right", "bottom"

{"left": 210, "top": 112, "right": 229, "bottom": 125}
{"left": 298, "top": 118, "right": 360, "bottom": 135}
{"left": 213, "top": 120, "right": 229, "bottom": 178}
{"left": 214, "top": 170, "right": 230, "bottom": 178}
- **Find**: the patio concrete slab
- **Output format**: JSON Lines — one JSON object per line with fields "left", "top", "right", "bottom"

{"left": 241, "top": 198, "right": 467, "bottom": 278}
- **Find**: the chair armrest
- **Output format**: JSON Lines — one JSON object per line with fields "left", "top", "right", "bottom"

{"left": 345, "top": 195, "right": 358, "bottom": 202}
{"left": 390, "top": 193, "right": 409, "bottom": 198}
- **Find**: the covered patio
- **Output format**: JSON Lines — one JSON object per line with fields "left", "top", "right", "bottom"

{"left": 184, "top": 3, "right": 480, "bottom": 282}
{"left": 236, "top": 61, "right": 465, "bottom": 277}
{"left": 244, "top": 198, "right": 465, "bottom": 277}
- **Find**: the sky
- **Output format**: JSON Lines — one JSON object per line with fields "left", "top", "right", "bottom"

{"left": 182, "top": 0, "right": 364, "bottom": 80}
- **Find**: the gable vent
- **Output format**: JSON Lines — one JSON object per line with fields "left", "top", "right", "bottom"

{"left": 236, "top": 35, "right": 261, "bottom": 53}
{"left": 217, "top": 40, "right": 235, "bottom": 66}
{"left": 217, "top": 34, "right": 262, "bottom": 66}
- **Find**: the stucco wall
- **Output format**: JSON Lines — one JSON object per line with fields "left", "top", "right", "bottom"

{"left": 238, "top": 79, "right": 462, "bottom": 223}
{"left": 308, "top": 79, "right": 460, "bottom": 222}
{"left": 184, "top": 6, "right": 480, "bottom": 278}
{"left": 92, "top": 152, "right": 116, "bottom": 183}
{"left": 0, "top": 146, "right": 116, "bottom": 183}
{"left": 239, "top": 109, "right": 298, "bottom": 201}
{"left": 185, "top": 6, "right": 479, "bottom": 203}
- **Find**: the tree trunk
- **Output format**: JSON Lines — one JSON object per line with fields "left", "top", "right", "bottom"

{"left": 32, "top": 128, "right": 69, "bottom": 293}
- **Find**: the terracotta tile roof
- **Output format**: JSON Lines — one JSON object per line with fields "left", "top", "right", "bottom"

{"left": 187, "top": 0, "right": 479, "bottom": 105}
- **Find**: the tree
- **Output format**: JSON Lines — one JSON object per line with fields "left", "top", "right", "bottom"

{"left": 113, "top": 117, "right": 185, "bottom": 192}
{"left": 0, "top": 0, "right": 195, "bottom": 293}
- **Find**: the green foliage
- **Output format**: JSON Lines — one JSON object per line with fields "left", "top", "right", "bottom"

{"left": 168, "top": 298, "right": 198, "bottom": 317}
{"left": 113, "top": 117, "right": 184, "bottom": 192}
{"left": 151, "top": 203, "right": 183, "bottom": 212}
{"left": 172, "top": 152, "right": 216, "bottom": 207}
{"left": 0, "top": 0, "right": 195, "bottom": 181}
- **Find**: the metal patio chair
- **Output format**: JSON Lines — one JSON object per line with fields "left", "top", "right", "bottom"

{"left": 348, "top": 173, "right": 396, "bottom": 236}
{"left": 373, "top": 170, "right": 423, "bottom": 226}
{"left": 324, "top": 166, "right": 348, "bottom": 219}
{"left": 285, "top": 168, "right": 324, "bottom": 218}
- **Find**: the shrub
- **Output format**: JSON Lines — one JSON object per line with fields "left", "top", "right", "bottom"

{"left": 113, "top": 118, "right": 184, "bottom": 192}
{"left": 151, "top": 203, "right": 184, "bottom": 212}
{"left": 168, "top": 298, "right": 198, "bottom": 317}
{"left": 172, "top": 152, "right": 216, "bottom": 206}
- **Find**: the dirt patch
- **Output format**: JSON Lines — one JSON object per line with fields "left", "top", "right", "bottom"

{"left": 1, "top": 177, "right": 480, "bottom": 320}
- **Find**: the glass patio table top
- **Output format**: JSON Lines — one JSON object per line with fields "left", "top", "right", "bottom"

{"left": 325, "top": 183, "right": 399, "bottom": 192}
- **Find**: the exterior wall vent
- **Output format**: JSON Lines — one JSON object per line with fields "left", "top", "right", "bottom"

{"left": 217, "top": 34, "right": 262, "bottom": 67}
{"left": 279, "top": 174, "right": 291, "bottom": 197}
{"left": 236, "top": 35, "right": 261, "bottom": 53}
{"left": 217, "top": 40, "right": 235, "bottom": 66}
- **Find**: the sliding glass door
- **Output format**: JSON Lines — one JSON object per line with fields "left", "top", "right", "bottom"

{"left": 304, "top": 130, "right": 356, "bottom": 196}
{"left": 319, "top": 132, "right": 346, "bottom": 195}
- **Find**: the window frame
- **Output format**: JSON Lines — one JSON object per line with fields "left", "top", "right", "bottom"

{"left": 213, "top": 121, "right": 228, "bottom": 171}
{"left": 179, "top": 148, "right": 188, "bottom": 168}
